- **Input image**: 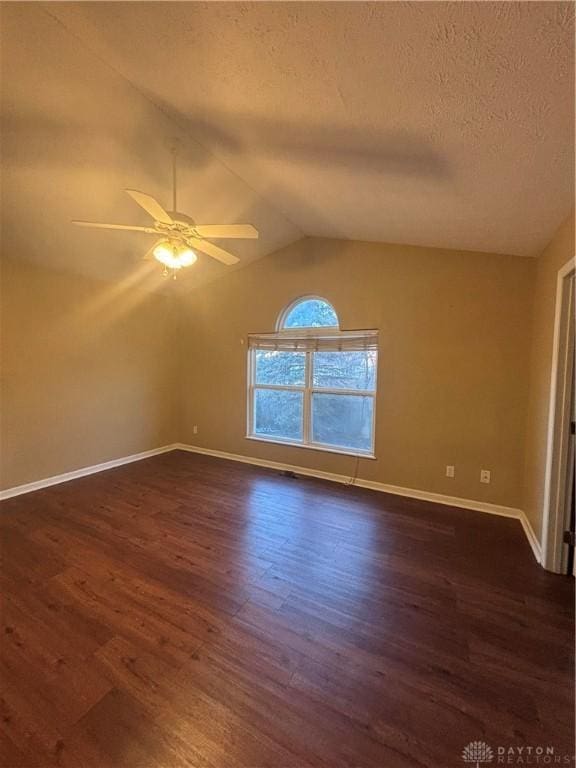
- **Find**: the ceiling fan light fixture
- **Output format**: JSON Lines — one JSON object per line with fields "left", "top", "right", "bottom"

{"left": 153, "top": 242, "right": 197, "bottom": 270}
{"left": 177, "top": 247, "right": 197, "bottom": 267}
{"left": 72, "top": 154, "right": 257, "bottom": 272}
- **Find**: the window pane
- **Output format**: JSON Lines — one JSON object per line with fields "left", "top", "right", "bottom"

{"left": 283, "top": 299, "right": 338, "bottom": 328}
{"left": 254, "top": 389, "right": 303, "bottom": 441}
{"left": 313, "top": 351, "right": 377, "bottom": 391}
{"left": 255, "top": 350, "right": 306, "bottom": 386}
{"left": 312, "top": 393, "right": 374, "bottom": 452}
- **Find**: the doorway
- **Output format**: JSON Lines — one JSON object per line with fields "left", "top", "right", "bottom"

{"left": 542, "top": 261, "right": 575, "bottom": 573}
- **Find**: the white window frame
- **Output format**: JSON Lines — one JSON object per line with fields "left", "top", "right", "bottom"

{"left": 246, "top": 346, "right": 377, "bottom": 459}
{"left": 276, "top": 294, "right": 339, "bottom": 331}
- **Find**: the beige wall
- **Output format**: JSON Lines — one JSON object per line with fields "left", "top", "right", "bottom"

{"left": 523, "top": 214, "right": 575, "bottom": 539}
{"left": 3, "top": 225, "right": 572, "bottom": 517}
{"left": 180, "top": 237, "right": 535, "bottom": 509}
{"left": 0, "top": 257, "right": 179, "bottom": 490}
{"left": 0, "top": 5, "right": 570, "bottom": 519}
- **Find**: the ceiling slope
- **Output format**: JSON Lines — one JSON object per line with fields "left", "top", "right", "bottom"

{"left": 46, "top": 1, "right": 575, "bottom": 258}
{"left": 0, "top": 3, "right": 302, "bottom": 290}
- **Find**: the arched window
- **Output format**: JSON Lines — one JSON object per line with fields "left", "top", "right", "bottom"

{"left": 248, "top": 297, "right": 378, "bottom": 457}
{"left": 279, "top": 297, "right": 339, "bottom": 330}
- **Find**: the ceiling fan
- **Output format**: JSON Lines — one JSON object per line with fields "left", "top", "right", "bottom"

{"left": 72, "top": 154, "right": 258, "bottom": 277}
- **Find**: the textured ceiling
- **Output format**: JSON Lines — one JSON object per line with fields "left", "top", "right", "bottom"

{"left": 0, "top": 4, "right": 301, "bottom": 291}
{"left": 45, "top": 0, "right": 575, "bottom": 258}
{"left": 1, "top": 2, "right": 574, "bottom": 296}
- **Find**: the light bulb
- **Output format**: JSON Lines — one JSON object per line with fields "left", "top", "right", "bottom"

{"left": 177, "top": 247, "right": 197, "bottom": 266}
{"left": 153, "top": 243, "right": 180, "bottom": 269}
{"left": 153, "top": 242, "right": 197, "bottom": 269}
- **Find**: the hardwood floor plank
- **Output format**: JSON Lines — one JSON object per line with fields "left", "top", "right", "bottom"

{"left": 0, "top": 451, "right": 573, "bottom": 767}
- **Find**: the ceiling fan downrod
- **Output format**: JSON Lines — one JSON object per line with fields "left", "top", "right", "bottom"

{"left": 171, "top": 145, "right": 178, "bottom": 214}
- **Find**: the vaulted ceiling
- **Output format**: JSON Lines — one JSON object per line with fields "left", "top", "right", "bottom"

{"left": 1, "top": 2, "right": 574, "bottom": 289}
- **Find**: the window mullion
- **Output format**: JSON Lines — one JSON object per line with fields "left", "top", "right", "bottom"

{"left": 252, "top": 383, "right": 306, "bottom": 392}
{"left": 247, "top": 349, "right": 253, "bottom": 436}
{"left": 311, "top": 387, "right": 375, "bottom": 397}
{"left": 303, "top": 350, "right": 313, "bottom": 444}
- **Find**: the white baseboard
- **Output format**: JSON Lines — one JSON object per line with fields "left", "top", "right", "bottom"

{"left": 176, "top": 443, "right": 546, "bottom": 562}
{"left": 518, "top": 511, "right": 543, "bottom": 564}
{"left": 0, "top": 444, "right": 179, "bottom": 501}
{"left": 0, "top": 440, "right": 542, "bottom": 566}
{"left": 174, "top": 443, "right": 524, "bottom": 520}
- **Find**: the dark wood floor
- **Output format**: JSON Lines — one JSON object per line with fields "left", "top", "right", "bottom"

{"left": 0, "top": 451, "right": 573, "bottom": 768}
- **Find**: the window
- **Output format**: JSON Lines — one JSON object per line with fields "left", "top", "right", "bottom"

{"left": 247, "top": 297, "right": 378, "bottom": 457}
{"left": 281, "top": 298, "right": 339, "bottom": 329}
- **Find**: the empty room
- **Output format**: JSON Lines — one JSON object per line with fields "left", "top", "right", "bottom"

{"left": 0, "top": 2, "right": 574, "bottom": 766}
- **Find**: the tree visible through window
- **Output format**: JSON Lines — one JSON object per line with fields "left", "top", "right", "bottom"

{"left": 248, "top": 298, "right": 377, "bottom": 456}
{"left": 282, "top": 298, "right": 338, "bottom": 329}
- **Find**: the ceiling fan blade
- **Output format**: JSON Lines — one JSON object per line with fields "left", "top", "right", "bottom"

{"left": 193, "top": 224, "right": 259, "bottom": 240}
{"left": 189, "top": 237, "right": 240, "bottom": 266}
{"left": 72, "top": 220, "right": 157, "bottom": 233}
{"left": 125, "top": 189, "right": 173, "bottom": 224}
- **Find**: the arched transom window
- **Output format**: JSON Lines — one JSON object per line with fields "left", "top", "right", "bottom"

{"left": 279, "top": 297, "right": 339, "bottom": 330}
{"left": 247, "top": 297, "right": 378, "bottom": 457}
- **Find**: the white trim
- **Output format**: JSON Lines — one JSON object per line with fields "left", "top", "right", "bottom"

{"left": 0, "top": 441, "right": 539, "bottom": 564}
{"left": 174, "top": 443, "right": 524, "bottom": 521}
{"left": 519, "top": 511, "right": 543, "bottom": 564}
{"left": 0, "top": 444, "right": 179, "bottom": 501}
{"left": 245, "top": 434, "right": 376, "bottom": 460}
{"left": 541, "top": 257, "right": 576, "bottom": 572}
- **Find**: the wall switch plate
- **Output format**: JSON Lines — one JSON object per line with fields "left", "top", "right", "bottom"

{"left": 193, "top": 425, "right": 198, "bottom": 435}
{"left": 446, "top": 465, "right": 455, "bottom": 478}
{"left": 480, "top": 469, "right": 491, "bottom": 484}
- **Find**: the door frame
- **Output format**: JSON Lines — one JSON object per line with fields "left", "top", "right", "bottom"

{"left": 541, "top": 257, "right": 576, "bottom": 572}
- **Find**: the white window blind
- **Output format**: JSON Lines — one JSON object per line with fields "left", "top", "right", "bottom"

{"left": 248, "top": 329, "right": 378, "bottom": 352}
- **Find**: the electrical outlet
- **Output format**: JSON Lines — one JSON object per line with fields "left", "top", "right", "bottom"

{"left": 480, "top": 469, "right": 491, "bottom": 484}
{"left": 446, "top": 465, "right": 455, "bottom": 478}
{"left": 193, "top": 425, "right": 198, "bottom": 435}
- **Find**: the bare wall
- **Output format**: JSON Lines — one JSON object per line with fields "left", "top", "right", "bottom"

{"left": 523, "top": 213, "right": 575, "bottom": 540}
{"left": 0, "top": 258, "right": 179, "bottom": 490}
{"left": 180, "top": 237, "right": 535, "bottom": 509}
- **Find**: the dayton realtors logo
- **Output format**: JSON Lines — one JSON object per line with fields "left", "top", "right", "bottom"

{"left": 462, "top": 742, "right": 574, "bottom": 765}
{"left": 462, "top": 742, "right": 494, "bottom": 767}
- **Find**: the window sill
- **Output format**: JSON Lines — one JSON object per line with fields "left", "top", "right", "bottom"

{"left": 245, "top": 434, "right": 376, "bottom": 460}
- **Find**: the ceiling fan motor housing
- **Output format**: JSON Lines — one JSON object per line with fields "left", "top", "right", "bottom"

{"left": 156, "top": 214, "right": 199, "bottom": 248}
